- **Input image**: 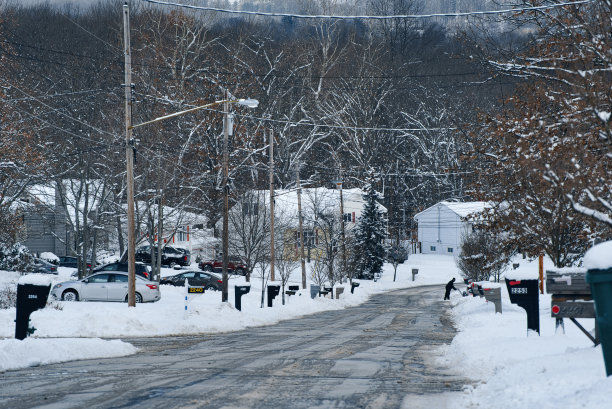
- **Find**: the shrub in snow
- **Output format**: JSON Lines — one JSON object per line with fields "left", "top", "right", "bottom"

{"left": 352, "top": 183, "right": 387, "bottom": 280}
{"left": 0, "top": 285, "right": 17, "bottom": 309}
{"left": 0, "top": 242, "right": 35, "bottom": 272}
{"left": 457, "top": 231, "right": 510, "bottom": 282}
{"left": 387, "top": 244, "right": 408, "bottom": 282}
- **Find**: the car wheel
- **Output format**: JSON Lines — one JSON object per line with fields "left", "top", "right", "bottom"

{"left": 236, "top": 267, "right": 245, "bottom": 276}
{"left": 203, "top": 264, "right": 213, "bottom": 272}
{"left": 170, "top": 262, "right": 177, "bottom": 268}
{"left": 125, "top": 293, "right": 143, "bottom": 303}
{"left": 62, "top": 290, "right": 79, "bottom": 301}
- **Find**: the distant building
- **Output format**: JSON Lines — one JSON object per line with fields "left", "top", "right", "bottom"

{"left": 18, "top": 184, "right": 67, "bottom": 256}
{"left": 413, "top": 201, "right": 490, "bottom": 255}
{"left": 224, "top": 187, "right": 388, "bottom": 262}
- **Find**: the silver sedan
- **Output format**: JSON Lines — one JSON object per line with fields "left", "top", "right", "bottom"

{"left": 50, "top": 272, "right": 161, "bottom": 303}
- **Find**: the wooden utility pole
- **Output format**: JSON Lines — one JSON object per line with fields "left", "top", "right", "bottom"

{"left": 296, "top": 163, "right": 307, "bottom": 289}
{"left": 539, "top": 254, "right": 544, "bottom": 294}
{"left": 338, "top": 166, "right": 347, "bottom": 274}
{"left": 222, "top": 89, "right": 230, "bottom": 302}
{"left": 123, "top": 2, "right": 136, "bottom": 307}
{"left": 269, "top": 130, "right": 275, "bottom": 282}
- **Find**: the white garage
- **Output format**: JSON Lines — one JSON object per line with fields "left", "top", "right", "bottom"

{"left": 413, "top": 201, "right": 490, "bottom": 256}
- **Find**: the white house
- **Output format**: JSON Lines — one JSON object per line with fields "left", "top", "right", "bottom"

{"left": 413, "top": 201, "right": 490, "bottom": 255}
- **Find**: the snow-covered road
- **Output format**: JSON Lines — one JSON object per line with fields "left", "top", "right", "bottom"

{"left": 0, "top": 286, "right": 467, "bottom": 409}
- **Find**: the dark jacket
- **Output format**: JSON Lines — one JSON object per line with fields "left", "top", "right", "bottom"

{"left": 445, "top": 279, "right": 457, "bottom": 292}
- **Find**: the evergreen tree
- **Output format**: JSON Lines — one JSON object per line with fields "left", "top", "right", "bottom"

{"left": 353, "top": 183, "right": 387, "bottom": 280}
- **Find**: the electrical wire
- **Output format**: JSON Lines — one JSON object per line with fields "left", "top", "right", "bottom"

{"left": 139, "top": 0, "right": 593, "bottom": 20}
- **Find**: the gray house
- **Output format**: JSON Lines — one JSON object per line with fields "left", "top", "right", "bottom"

{"left": 20, "top": 185, "right": 67, "bottom": 257}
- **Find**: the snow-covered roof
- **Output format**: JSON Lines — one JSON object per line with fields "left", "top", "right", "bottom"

{"left": 131, "top": 202, "right": 207, "bottom": 228}
{"left": 442, "top": 201, "right": 490, "bottom": 218}
{"left": 414, "top": 200, "right": 491, "bottom": 220}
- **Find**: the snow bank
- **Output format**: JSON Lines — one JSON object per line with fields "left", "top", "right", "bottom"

{"left": 18, "top": 274, "right": 53, "bottom": 287}
{"left": 439, "top": 256, "right": 612, "bottom": 408}
{"left": 0, "top": 255, "right": 461, "bottom": 339}
{"left": 0, "top": 338, "right": 137, "bottom": 372}
{"left": 583, "top": 241, "right": 612, "bottom": 270}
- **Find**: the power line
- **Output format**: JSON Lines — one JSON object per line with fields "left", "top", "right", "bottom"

{"left": 139, "top": 0, "right": 593, "bottom": 20}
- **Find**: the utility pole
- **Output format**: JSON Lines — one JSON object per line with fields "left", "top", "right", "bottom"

{"left": 222, "top": 89, "right": 230, "bottom": 302}
{"left": 296, "top": 162, "right": 306, "bottom": 289}
{"left": 338, "top": 166, "right": 347, "bottom": 275}
{"left": 269, "top": 130, "right": 275, "bottom": 282}
{"left": 123, "top": 2, "right": 136, "bottom": 307}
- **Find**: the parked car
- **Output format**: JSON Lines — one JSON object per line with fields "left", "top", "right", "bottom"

{"left": 199, "top": 256, "right": 248, "bottom": 275}
{"left": 160, "top": 271, "right": 222, "bottom": 291}
{"left": 59, "top": 256, "right": 92, "bottom": 269}
{"left": 89, "top": 262, "right": 152, "bottom": 280}
{"left": 135, "top": 245, "right": 191, "bottom": 267}
{"left": 30, "top": 258, "right": 58, "bottom": 275}
{"left": 50, "top": 272, "right": 160, "bottom": 303}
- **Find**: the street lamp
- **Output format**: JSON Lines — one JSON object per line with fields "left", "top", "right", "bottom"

{"left": 127, "top": 92, "right": 259, "bottom": 304}
{"left": 129, "top": 97, "right": 258, "bottom": 130}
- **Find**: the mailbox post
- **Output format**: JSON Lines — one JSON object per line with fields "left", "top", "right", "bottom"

{"left": 505, "top": 278, "right": 540, "bottom": 334}
{"left": 546, "top": 269, "right": 598, "bottom": 344}
{"left": 411, "top": 269, "right": 418, "bottom": 281}
{"left": 335, "top": 287, "right": 344, "bottom": 299}
{"left": 234, "top": 285, "right": 250, "bottom": 311}
{"left": 15, "top": 281, "right": 51, "bottom": 340}
{"left": 267, "top": 285, "right": 280, "bottom": 307}
{"left": 482, "top": 286, "right": 502, "bottom": 314}
{"left": 350, "top": 282, "right": 360, "bottom": 294}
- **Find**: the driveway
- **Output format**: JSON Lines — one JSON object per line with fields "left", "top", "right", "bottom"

{"left": 0, "top": 285, "right": 467, "bottom": 408}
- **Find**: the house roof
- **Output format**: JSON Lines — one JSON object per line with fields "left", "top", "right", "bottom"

{"left": 413, "top": 201, "right": 490, "bottom": 220}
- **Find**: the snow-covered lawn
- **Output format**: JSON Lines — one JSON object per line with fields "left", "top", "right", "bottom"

{"left": 0, "top": 254, "right": 460, "bottom": 339}
{"left": 0, "top": 338, "right": 137, "bottom": 372}
{"left": 440, "top": 256, "right": 612, "bottom": 408}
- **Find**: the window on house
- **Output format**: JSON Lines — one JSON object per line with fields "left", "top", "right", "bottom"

{"left": 343, "top": 213, "right": 352, "bottom": 223}
{"left": 178, "top": 230, "right": 187, "bottom": 242}
{"left": 242, "top": 202, "right": 258, "bottom": 216}
{"left": 430, "top": 246, "right": 436, "bottom": 252}
{"left": 447, "top": 247, "right": 453, "bottom": 253}
{"left": 295, "top": 230, "right": 315, "bottom": 247}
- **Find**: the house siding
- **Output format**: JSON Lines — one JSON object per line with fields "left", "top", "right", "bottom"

{"left": 415, "top": 203, "right": 471, "bottom": 255}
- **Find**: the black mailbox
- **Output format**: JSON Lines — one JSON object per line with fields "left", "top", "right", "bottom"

{"left": 267, "top": 285, "right": 280, "bottom": 307}
{"left": 15, "top": 283, "right": 51, "bottom": 340}
{"left": 321, "top": 286, "right": 333, "bottom": 297}
{"left": 288, "top": 285, "right": 299, "bottom": 292}
{"left": 505, "top": 278, "right": 540, "bottom": 334}
{"left": 234, "top": 285, "right": 250, "bottom": 311}
{"left": 351, "top": 282, "right": 360, "bottom": 294}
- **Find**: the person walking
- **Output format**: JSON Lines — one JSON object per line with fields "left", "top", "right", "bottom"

{"left": 444, "top": 277, "right": 457, "bottom": 300}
